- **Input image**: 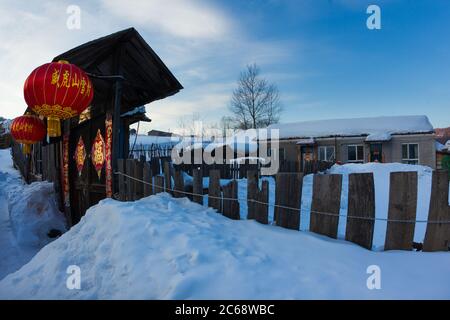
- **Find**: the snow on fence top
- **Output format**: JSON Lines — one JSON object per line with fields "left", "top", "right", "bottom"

{"left": 130, "top": 132, "right": 258, "bottom": 154}
{"left": 131, "top": 134, "right": 181, "bottom": 146}
{"left": 267, "top": 115, "right": 434, "bottom": 141}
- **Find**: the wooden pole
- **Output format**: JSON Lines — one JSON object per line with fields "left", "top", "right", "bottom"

{"left": 192, "top": 167, "right": 203, "bottom": 205}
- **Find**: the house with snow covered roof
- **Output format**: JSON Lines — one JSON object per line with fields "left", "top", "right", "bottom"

{"left": 266, "top": 115, "right": 436, "bottom": 169}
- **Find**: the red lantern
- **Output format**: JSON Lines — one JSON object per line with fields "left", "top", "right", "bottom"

{"left": 10, "top": 114, "right": 46, "bottom": 154}
{"left": 23, "top": 60, "right": 94, "bottom": 137}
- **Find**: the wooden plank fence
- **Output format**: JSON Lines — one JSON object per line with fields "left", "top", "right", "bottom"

{"left": 384, "top": 172, "right": 418, "bottom": 251}
{"left": 208, "top": 170, "right": 221, "bottom": 212}
{"left": 115, "top": 158, "right": 450, "bottom": 252}
{"left": 310, "top": 174, "right": 342, "bottom": 238}
{"left": 192, "top": 168, "right": 203, "bottom": 205}
{"left": 345, "top": 173, "right": 375, "bottom": 250}
{"left": 423, "top": 170, "right": 450, "bottom": 251}
{"left": 247, "top": 170, "right": 269, "bottom": 224}
{"left": 274, "top": 173, "right": 303, "bottom": 230}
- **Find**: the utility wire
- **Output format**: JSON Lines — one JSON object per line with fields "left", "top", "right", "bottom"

{"left": 114, "top": 171, "right": 450, "bottom": 225}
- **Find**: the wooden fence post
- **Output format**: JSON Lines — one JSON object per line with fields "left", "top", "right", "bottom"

{"left": 255, "top": 181, "right": 269, "bottom": 225}
{"left": 345, "top": 173, "right": 375, "bottom": 250}
{"left": 42, "top": 145, "right": 47, "bottom": 180}
{"left": 117, "top": 159, "right": 126, "bottom": 201}
{"left": 247, "top": 171, "right": 269, "bottom": 224}
{"left": 173, "top": 169, "right": 185, "bottom": 198}
{"left": 384, "top": 171, "right": 417, "bottom": 251}
{"left": 208, "top": 169, "right": 221, "bottom": 211}
{"left": 247, "top": 170, "right": 258, "bottom": 220}
{"left": 275, "top": 173, "right": 303, "bottom": 230}
{"left": 154, "top": 175, "right": 165, "bottom": 194}
{"left": 423, "top": 170, "right": 450, "bottom": 252}
{"left": 134, "top": 159, "right": 144, "bottom": 200}
{"left": 310, "top": 174, "right": 342, "bottom": 238}
{"left": 163, "top": 160, "right": 172, "bottom": 193}
{"left": 192, "top": 167, "right": 203, "bottom": 205}
{"left": 125, "top": 159, "right": 135, "bottom": 201}
{"left": 222, "top": 180, "right": 240, "bottom": 220}
{"left": 151, "top": 157, "right": 160, "bottom": 176}
{"left": 143, "top": 162, "right": 153, "bottom": 197}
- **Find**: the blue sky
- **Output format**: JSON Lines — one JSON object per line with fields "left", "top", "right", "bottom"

{"left": 1, "top": 0, "right": 449, "bottom": 132}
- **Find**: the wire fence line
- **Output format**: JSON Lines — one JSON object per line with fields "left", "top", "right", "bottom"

{"left": 114, "top": 171, "right": 450, "bottom": 225}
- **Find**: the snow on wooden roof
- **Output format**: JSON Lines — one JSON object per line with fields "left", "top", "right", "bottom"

{"left": 267, "top": 115, "right": 434, "bottom": 140}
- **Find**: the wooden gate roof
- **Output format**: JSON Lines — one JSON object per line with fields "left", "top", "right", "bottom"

{"left": 52, "top": 27, "right": 183, "bottom": 114}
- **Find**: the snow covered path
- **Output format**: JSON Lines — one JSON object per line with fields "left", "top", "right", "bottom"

{"left": 0, "top": 188, "right": 34, "bottom": 280}
{"left": 0, "top": 150, "right": 35, "bottom": 280}
{"left": 0, "top": 149, "right": 66, "bottom": 280}
{"left": 1, "top": 193, "right": 449, "bottom": 299}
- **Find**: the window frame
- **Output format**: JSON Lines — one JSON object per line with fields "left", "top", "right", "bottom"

{"left": 402, "top": 143, "right": 419, "bottom": 165}
{"left": 347, "top": 144, "right": 364, "bottom": 163}
{"left": 318, "top": 145, "right": 336, "bottom": 162}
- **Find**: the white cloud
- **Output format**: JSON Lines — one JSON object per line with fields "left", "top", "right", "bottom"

{"left": 140, "top": 81, "right": 236, "bottom": 132}
{"left": 100, "top": 0, "right": 232, "bottom": 40}
{"left": 0, "top": 0, "right": 301, "bottom": 130}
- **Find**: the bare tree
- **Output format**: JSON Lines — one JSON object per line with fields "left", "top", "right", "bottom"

{"left": 176, "top": 113, "right": 204, "bottom": 137}
{"left": 229, "top": 64, "right": 282, "bottom": 129}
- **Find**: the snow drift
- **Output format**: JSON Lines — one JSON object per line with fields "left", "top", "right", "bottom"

{"left": 0, "top": 149, "right": 66, "bottom": 280}
{"left": 1, "top": 193, "right": 449, "bottom": 299}
{"left": 7, "top": 181, "right": 67, "bottom": 247}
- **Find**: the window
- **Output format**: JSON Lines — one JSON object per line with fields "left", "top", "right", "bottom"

{"left": 402, "top": 143, "right": 419, "bottom": 165}
{"left": 348, "top": 145, "right": 364, "bottom": 162}
{"left": 318, "top": 146, "right": 335, "bottom": 162}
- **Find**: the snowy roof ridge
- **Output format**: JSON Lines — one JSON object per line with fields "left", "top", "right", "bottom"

{"left": 121, "top": 106, "right": 146, "bottom": 117}
{"left": 267, "top": 115, "right": 434, "bottom": 140}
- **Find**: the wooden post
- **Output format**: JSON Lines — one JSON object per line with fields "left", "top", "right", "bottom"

{"left": 247, "top": 171, "right": 269, "bottom": 224}
{"left": 151, "top": 157, "right": 160, "bottom": 176}
{"left": 154, "top": 175, "right": 165, "bottom": 194}
{"left": 222, "top": 180, "right": 240, "bottom": 220}
{"left": 192, "top": 167, "right": 203, "bottom": 205}
{"left": 125, "top": 159, "right": 135, "bottom": 201}
{"left": 255, "top": 180, "right": 269, "bottom": 224}
{"left": 47, "top": 144, "right": 52, "bottom": 182}
{"left": 143, "top": 162, "right": 153, "bottom": 197}
{"left": 384, "top": 171, "right": 417, "bottom": 251}
{"left": 247, "top": 170, "right": 258, "bottom": 220}
{"left": 117, "top": 159, "right": 126, "bottom": 201}
{"left": 345, "top": 173, "right": 375, "bottom": 250}
{"left": 208, "top": 169, "right": 221, "bottom": 211}
{"left": 163, "top": 160, "right": 172, "bottom": 193}
{"left": 134, "top": 159, "right": 144, "bottom": 200}
{"left": 42, "top": 145, "right": 47, "bottom": 181}
{"left": 275, "top": 173, "right": 303, "bottom": 230}
{"left": 310, "top": 174, "right": 342, "bottom": 238}
{"left": 423, "top": 170, "right": 450, "bottom": 252}
{"left": 173, "top": 169, "right": 185, "bottom": 198}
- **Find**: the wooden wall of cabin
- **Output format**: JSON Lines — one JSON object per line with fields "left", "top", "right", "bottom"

{"left": 68, "top": 114, "right": 108, "bottom": 225}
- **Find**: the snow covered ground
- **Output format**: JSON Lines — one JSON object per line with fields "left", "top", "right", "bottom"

{"left": 0, "top": 193, "right": 449, "bottom": 299}
{"left": 0, "top": 148, "right": 449, "bottom": 299}
{"left": 0, "top": 149, "right": 66, "bottom": 280}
